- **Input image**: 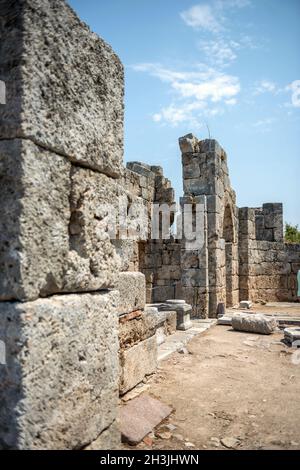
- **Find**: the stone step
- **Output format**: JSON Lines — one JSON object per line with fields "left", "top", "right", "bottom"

{"left": 157, "top": 319, "right": 216, "bottom": 362}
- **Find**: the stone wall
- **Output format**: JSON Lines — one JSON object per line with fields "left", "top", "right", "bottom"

{"left": 0, "top": 0, "right": 123, "bottom": 449}
{"left": 239, "top": 205, "right": 300, "bottom": 302}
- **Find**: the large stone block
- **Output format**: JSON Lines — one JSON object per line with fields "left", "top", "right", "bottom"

{"left": 119, "top": 307, "right": 176, "bottom": 350}
{"left": 232, "top": 313, "right": 277, "bottom": 335}
{"left": 63, "top": 167, "right": 122, "bottom": 293}
{"left": 119, "top": 335, "right": 157, "bottom": 395}
{"left": 0, "top": 290, "right": 119, "bottom": 449}
{"left": 116, "top": 272, "right": 146, "bottom": 315}
{"left": 0, "top": 139, "right": 71, "bottom": 301}
{"left": 0, "top": 0, "right": 124, "bottom": 177}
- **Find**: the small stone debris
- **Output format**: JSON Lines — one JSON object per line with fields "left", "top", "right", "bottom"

{"left": 156, "top": 431, "right": 172, "bottom": 440}
{"left": 165, "top": 423, "right": 177, "bottom": 431}
{"left": 210, "top": 437, "right": 221, "bottom": 447}
{"left": 185, "top": 442, "right": 195, "bottom": 448}
{"left": 143, "top": 436, "right": 153, "bottom": 447}
{"left": 178, "top": 346, "right": 189, "bottom": 354}
{"left": 221, "top": 437, "right": 239, "bottom": 449}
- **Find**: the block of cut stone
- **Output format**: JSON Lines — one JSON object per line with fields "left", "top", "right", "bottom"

{"left": 166, "top": 300, "right": 192, "bottom": 331}
{"left": 0, "top": 0, "right": 123, "bottom": 177}
{"left": 63, "top": 167, "right": 122, "bottom": 293}
{"left": 239, "top": 300, "right": 252, "bottom": 309}
{"left": 217, "top": 302, "right": 226, "bottom": 317}
{"left": 116, "top": 272, "right": 146, "bottom": 315}
{"left": 120, "top": 394, "right": 172, "bottom": 445}
{"left": 217, "top": 316, "right": 232, "bottom": 325}
{"left": 232, "top": 313, "right": 277, "bottom": 335}
{"left": 119, "top": 336, "right": 157, "bottom": 395}
{"left": 0, "top": 139, "right": 71, "bottom": 301}
{"left": 284, "top": 327, "right": 300, "bottom": 345}
{"left": 0, "top": 290, "right": 119, "bottom": 450}
{"left": 179, "top": 133, "right": 198, "bottom": 154}
{"left": 119, "top": 307, "right": 176, "bottom": 351}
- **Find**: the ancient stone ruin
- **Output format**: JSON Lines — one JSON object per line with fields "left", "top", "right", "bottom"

{"left": 0, "top": 0, "right": 299, "bottom": 450}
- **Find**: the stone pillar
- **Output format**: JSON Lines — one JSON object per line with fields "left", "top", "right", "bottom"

{"left": 178, "top": 134, "right": 209, "bottom": 317}
{"left": 0, "top": 0, "right": 123, "bottom": 449}
{"left": 179, "top": 134, "right": 238, "bottom": 317}
{"left": 239, "top": 207, "right": 256, "bottom": 301}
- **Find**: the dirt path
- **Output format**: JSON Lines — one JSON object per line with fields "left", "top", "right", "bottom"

{"left": 129, "top": 325, "right": 300, "bottom": 450}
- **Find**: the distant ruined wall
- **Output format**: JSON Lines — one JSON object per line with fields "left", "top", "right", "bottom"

{"left": 0, "top": 0, "right": 123, "bottom": 449}
{"left": 239, "top": 204, "right": 300, "bottom": 302}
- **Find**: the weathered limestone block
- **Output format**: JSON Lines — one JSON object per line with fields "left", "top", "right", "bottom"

{"left": 163, "top": 300, "right": 192, "bottom": 330}
{"left": 119, "top": 336, "right": 157, "bottom": 395}
{"left": 0, "top": 139, "right": 70, "bottom": 301}
{"left": 116, "top": 272, "right": 146, "bottom": 315}
{"left": 63, "top": 167, "right": 121, "bottom": 293}
{"left": 284, "top": 327, "right": 300, "bottom": 345}
{"left": 179, "top": 133, "right": 199, "bottom": 154}
{"left": 181, "top": 268, "right": 208, "bottom": 287}
{"left": 183, "top": 158, "right": 200, "bottom": 179}
{"left": 84, "top": 420, "right": 120, "bottom": 450}
{"left": 0, "top": 290, "right": 120, "bottom": 450}
{"left": 119, "top": 307, "right": 176, "bottom": 350}
{"left": 0, "top": 0, "right": 124, "bottom": 177}
{"left": 232, "top": 313, "right": 277, "bottom": 335}
{"left": 152, "top": 285, "right": 175, "bottom": 303}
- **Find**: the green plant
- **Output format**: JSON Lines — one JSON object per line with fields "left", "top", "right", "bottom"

{"left": 285, "top": 223, "right": 300, "bottom": 244}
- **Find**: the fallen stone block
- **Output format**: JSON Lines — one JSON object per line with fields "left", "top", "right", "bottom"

{"left": 120, "top": 394, "right": 172, "bottom": 445}
{"left": 0, "top": 290, "right": 119, "bottom": 449}
{"left": 239, "top": 300, "right": 252, "bottom": 309}
{"left": 116, "top": 272, "right": 146, "bottom": 315}
{"left": 232, "top": 313, "right": 277, "bottom": 335}
{"left": 120, "top": 336, "right": 157, "bottom": 395}
{"left": 284, "top": 327, "right": 300, "bottom": 345}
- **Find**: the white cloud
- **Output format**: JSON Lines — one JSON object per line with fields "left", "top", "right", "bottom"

{"left": 172, "top": 74, "right": 240, "bottom": 102}
{"left": 180, "top": 1, "right": 251, "bottom": 32}
{"left": 253, "top": 80, "right": 277, "bottom": 95}
{"left": 198, "top": 39, "right": 239, "bottom": 67}
{"left": 180, "top": 4, "right": 222, "bottom": 33}
{"left": 286, "top": 80, "right": 300, "bottom": 108}
{"left": 252, "top": 117, "right": 276, "bottom": 133}
{"left": 133, "top": 62, "right": 240, "bottom": 127}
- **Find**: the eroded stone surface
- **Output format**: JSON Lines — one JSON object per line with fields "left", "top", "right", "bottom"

{"left": 0, "top": 0, "right": 124, "bottom": 177}
{"left": 120, "top": 336, "right": 157, "bottom": 395}
{"left": 0, "top": 139, "right": 70, "bottom": 301}
{"left": 116, "top": 272, "right": 146, "bottom": 315}
{"left": 0, "top": 290, "right": 119, "bottom": 450}
{"left": 232, "top": 313, "right": 277, "bottom": 335}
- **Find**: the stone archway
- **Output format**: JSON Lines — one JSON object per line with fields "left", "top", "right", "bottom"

{"left": 223, "top": 204, "right": 235, "bottom": 307}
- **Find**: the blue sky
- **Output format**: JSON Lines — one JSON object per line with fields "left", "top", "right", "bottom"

{"left": 69, "top": 0, "right": 300, "bottom": 226}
